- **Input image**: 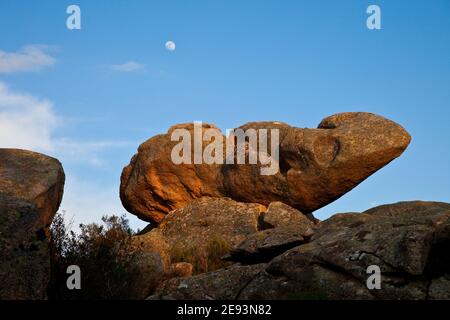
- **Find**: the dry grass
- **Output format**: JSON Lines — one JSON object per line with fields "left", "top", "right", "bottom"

{"left": 170, "top": 234, "right": 232, "bottom": 274}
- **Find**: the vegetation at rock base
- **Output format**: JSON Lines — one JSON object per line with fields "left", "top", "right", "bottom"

{"left": 48, "top": 213, "right": 235, "bottom": 299}
{"left": 170, "top": 234, "right": 232, "bottom": 274}
{"left": 48, "top": 212, "right": 142, "bottom": 300}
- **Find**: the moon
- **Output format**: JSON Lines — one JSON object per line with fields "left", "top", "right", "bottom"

{"left": 165, "top": 41, "right": 176, "bottom": 52}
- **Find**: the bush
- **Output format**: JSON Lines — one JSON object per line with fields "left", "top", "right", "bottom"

{"left": 48, "top": 214, "right": 234, "bottom": 299}
{"left": 48, "top": 212, "right": 141, "bottom": 300}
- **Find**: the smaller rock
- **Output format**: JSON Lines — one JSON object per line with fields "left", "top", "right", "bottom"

{"left": 226, "top": 202, "right": 316, "bottom": 263}
{"left": 132, "top": 228, "right": 171, "bottom": 268}
{"left": 226, "top": 226, "right": 310, "bottom": 263}
{"left": 264, "top": 202, "right": 313, "bottom": 228}
{"left": 128, "top": 229, "right": 174, "bottom": 299}
{"left": 127, "top": 252, "right": 166, "bottom": 299}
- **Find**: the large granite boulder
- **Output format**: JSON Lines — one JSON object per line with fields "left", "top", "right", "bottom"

{"left": 223, "top": 113, "right": 411, "bottom": 213}
{"left": 0, "top": 149, "right": 65, "bottom": 299}
{"left": 151, "top": 201, "right": 450, "bottom": 300}
{"left": 120, "top": 113, "right": 410, "bottom": 224}
{"left": 120, "top": 123, "right": 224, "bottom": 224}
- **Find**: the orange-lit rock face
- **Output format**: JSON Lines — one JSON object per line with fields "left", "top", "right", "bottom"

{"left": 120, "top": 112, "right": 411, "bottom": 224}
{"left": 120, "top": 123, "right": 225, "bottom": 223}
{"left": 224, "top": 112, "right": 411, "bottom": 213}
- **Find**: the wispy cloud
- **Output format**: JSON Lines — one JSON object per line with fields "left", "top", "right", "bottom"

{"left": 0, "top": 82, "right": 133, "bottom": 164}
{"left": 0, "top": 82, "right": 141, "bottom": 229}
{"left": 0, "top": 45, "right": 56, "bottom": 74}
{"left": 0, "top": 82, "right": 58, "bottom": 150}
{"left": 111, "top": 61, "right": 144, "bottom": 72}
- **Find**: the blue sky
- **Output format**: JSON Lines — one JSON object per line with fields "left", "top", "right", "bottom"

{"left": 0, "top": 0, "right": 449, "bottom": 230}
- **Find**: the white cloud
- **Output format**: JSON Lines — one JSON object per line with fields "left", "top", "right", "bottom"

{"left": 0, "top": 82, "right": 133, "bottom": 162}
{"left": 0, "top": 45, "right": 56, "bottom": 73}
{"left": 0, "top": 82, "right": 58, "bottom": 151}
{"left": 0, "top": 82, "right": 141, "bottom": 229}
{"left": 111, "top": 61, "right": 144, "bottom": 72}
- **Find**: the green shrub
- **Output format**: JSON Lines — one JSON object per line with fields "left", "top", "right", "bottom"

{"left": 48, "top": 212, "right": 141, "bottom": 300}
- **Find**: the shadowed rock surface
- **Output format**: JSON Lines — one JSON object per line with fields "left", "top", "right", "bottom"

{"left": 151, "top": 201, "right": 450, "bottom": 300}
{"left": 263, "top": 201, "right": 316, "bottom": 228}
{"left": 120, "top": 112, "right": 410, "bottom": 224}
{"left": 132, "top": 198, "right": 266, "bottom": 275}
{"left": 225, "top": 203, "right": 316, "bottom": 263}
{"left": 156, "top": 197, "right": 265, "bottom": 250}
{"left": 0, "top": 149, "right": 65, "bottom": 300}
{"left": 225, "top": 226, "right": 314, "bottom": 264}
{"left": 149, "top": 263, "right": 267, "bottom": 300}
{"left": 130, "top": 198, "right": 312, "bottom": 292}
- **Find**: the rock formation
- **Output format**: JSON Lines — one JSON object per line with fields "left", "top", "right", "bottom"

{"left": 129, "top": 197, "right": 317, "bottom": 296}
{"left": 1, "top": 112, "right": 447, "bottom": 300}
{"left": 0, "top": 149, "right": 65, "bottom": 300}
{"left": 4, "top": 111, "right": 448, "bottom": 301}
{"left": 121, "top": 112, "right": 437, "bottom": 300}
{"left": 120, "top": 112, "right": 411, "bottom": 224}
{"left": 150, "top": 201, "right": 450, "bottom": 300}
